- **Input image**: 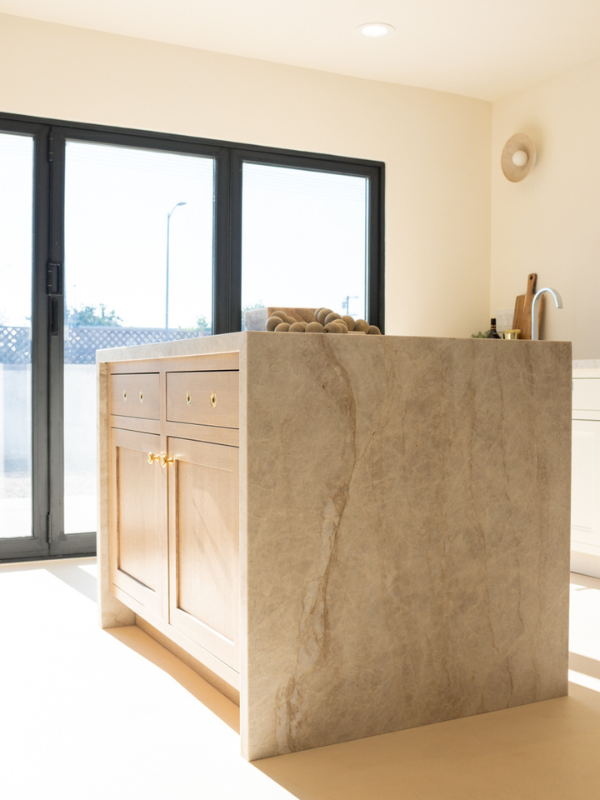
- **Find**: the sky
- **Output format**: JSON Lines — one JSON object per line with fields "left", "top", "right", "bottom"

{"left": 0, "top": 133, "right": 33, "bottom": 329}
{"left": 1, "top": 132, "right": 368, "bottom": 332}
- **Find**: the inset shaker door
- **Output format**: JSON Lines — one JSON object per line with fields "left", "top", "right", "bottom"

{"left": 167, "top": 437, "right": 239, "bottom": 671}
{"left": 110, "top": 428, "right": 168, "bottom": 618}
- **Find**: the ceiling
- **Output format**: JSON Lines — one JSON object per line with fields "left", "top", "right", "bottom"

{"left": 2, "top": 0, "right": 600, "bottom": 100}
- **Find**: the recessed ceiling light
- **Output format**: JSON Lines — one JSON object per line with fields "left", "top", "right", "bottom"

{"left": 357, "top": 22, "right": 395, "bottom": 38}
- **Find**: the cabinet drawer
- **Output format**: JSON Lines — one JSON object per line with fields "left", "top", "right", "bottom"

{"left": 111, "top": 373, "right": 161, "bottom": 420}
{"left": 167, "top": 371, "right": 239, "bottom": 428}
{"left": 573, "top": 378, "right": 600, "bottom": 412}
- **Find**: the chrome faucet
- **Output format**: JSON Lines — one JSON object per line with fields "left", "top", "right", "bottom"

{"left": 531, "top": 287, "right": 563, "bottom": 340}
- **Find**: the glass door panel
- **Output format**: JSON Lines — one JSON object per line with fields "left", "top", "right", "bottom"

{"left": 241, "top": 163, "right": 368, "bottom": 320}
{"left": 63, "top": 141, "right": 215, "bottom": 534}
{"left": 0, "top": 133, "right": 34, "bottom": 540}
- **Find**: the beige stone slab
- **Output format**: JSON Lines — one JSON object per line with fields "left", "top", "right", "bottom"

{"left": 97, "top": 332, "right": 572, "bottom": 763}
{"left": 96, "top": 332, "right": 246, "bottom": 365}
{"left": 242, "top": 334, "right": 572, "bottom": 760}
{"left": 97, "top": 361, "right": 135, "bottom": 628}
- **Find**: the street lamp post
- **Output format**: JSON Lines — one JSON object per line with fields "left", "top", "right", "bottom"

{"left": 165, "top": 201, "right": 187, "bottom": 330}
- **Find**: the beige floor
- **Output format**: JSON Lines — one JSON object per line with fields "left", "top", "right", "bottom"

{"left": 0, "top": 562, "right": 599, "bottom": 800}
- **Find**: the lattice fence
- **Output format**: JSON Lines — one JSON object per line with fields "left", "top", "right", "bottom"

{"left": 0, "top": 325, "right": 209, "bottom": 365}
{"left": 0, "top": 327, "right": 31, "bottom": 365}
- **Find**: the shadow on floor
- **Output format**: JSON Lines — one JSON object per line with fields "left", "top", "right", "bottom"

{"left": 253, "top": 692, "right": 600, "bottom": 800}
{"left": 570, "top": 651, "right": 600, "bottom": 680}
{"left": 106, "top": 624, "right": 240, "bottom": 734}
{"left": 45, "top": 561, "right": 98, "bottom": 602}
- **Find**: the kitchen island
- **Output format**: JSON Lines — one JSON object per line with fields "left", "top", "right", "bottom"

{"left": 97, "top": 332, "right": 572, "bottom": 761}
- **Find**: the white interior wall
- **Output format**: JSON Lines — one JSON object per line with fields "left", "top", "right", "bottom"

{"left": 0, "top": 13, "right": 492, "bottom": 338}
{"left": 492, "top": 56, "right": 600, "bottom": 358}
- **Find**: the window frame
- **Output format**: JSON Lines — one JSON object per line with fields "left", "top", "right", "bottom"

{"left": 230, "top": 148, "right": 384, "bottom": 331}
{"left": 0, "top": 111, "right": 385, "bottom": 561}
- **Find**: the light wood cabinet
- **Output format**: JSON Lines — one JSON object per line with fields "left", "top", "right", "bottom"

{"left": 167, "top": 436, "right": 239, "bottom": 670}
{"left": 107, "top": 353, "right": 240, "bottom": 689}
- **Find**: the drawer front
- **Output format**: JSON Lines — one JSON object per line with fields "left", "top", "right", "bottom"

{"left": 573, "top": 378, "right": 600, "bottom": 412}
{"left": 167, "top": 371, "right": 239, "bottom": 428}
{"left": 111, "top": 373, "right": 161, "bottom": 420}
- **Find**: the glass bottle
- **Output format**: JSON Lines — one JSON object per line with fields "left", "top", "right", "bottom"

{"left": 485, "top": 318, "right": 501, "bottom": 339}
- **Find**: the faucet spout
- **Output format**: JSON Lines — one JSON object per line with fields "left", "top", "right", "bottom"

{"left": 531, "top": 287, "right": 563, "bottom": 340}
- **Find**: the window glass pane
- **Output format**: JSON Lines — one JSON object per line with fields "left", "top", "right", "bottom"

{"left": 242, "top": 163, "right": 368, "bottom": 320}
{"left": 64, "top": 141, "right": 214, "bottom": 534}
{"left": 0, "top": 132, "right": 33, "bottom": 539}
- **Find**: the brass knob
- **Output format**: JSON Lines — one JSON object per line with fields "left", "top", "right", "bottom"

{"left": 186, "top": 391, "right": 192, "bottom": 405}
{"left": 139, "top": 391, "right": 144, "bottom": 402}
{"left": 160, "top": 454, "right": 174, "bottom": 468}
{"left": 210, "top": 392, "right": 217, "bottom": 408}
{"left": 123, "top": 390, "right": 127, "bottom": 400}
{"left": 147, "top": 452, "right": 159, "bottom": 465}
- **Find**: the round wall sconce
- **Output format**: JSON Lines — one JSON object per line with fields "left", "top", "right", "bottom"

{"left": 501, "top": 133, "right": 536, "bottom": 182}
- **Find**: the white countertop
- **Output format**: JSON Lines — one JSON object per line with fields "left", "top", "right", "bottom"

{"left": 573, "top": 360, "right": 600, "bottom": 378}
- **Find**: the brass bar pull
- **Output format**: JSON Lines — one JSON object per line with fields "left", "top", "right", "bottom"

{"left": 160, "top": 454, "right": 174, "bottom": 468}
{"left": 147, "top": 452, "right": 159, "bottom": 465}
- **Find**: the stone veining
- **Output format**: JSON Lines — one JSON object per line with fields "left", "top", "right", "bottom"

{"left": 245, "top": 334, "right": 572, "bottom": 759}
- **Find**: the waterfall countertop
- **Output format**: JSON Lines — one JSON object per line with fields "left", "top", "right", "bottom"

{"left": 97, "top": 332, "right": 573, "bottom": 760}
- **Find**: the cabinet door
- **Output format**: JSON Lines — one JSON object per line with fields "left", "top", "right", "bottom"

{"left": 167, "top": 437, "right": 239, "bottom": 671}
{"left": 571, "top": 420, "right": 600, "bottom": 556}
{"left": 109, "top": 428, "right": 168, "bottom": 618}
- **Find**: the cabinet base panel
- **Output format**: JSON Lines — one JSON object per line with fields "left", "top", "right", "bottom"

{"left": 111, "top": 583, "right": 240, "bottom": 695}
{"left": 571, "top": 548, "right": 600, "bottom": 579}
{"left": 136, "top": 616, "right": 240, "bottom": 706}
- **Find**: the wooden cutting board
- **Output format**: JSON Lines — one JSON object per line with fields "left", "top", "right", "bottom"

{"left": 513, "top": 273, "right": 543, "bottom": 340}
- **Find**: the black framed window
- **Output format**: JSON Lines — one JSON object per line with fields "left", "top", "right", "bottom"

{"left": 0, "top": 111, "right": 384, "bottom": 561}
{"left": 233, "top": 150, "right": 383, "bottom": 328}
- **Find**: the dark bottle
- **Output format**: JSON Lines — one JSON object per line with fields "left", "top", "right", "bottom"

{"left": 485, "top": 318, "right": 502, "bottom": 339}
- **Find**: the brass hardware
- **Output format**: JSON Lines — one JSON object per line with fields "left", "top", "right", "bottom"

{"left": 147, "top": 452, "right": 159, "bottom": 465}
{"left": 139, "top": 391, "right": 144, "bottom": 402}
{"left": 123, "top": 390, "right": 127, "bottom": 400}
{"left": 210, "top": 392, "right": 217, "bottom": 408}
{"left": 160, "top": 454, "right": 174, "bottom": 468}
{"left": 186, "top": 391, "right": 192, "bottom": 405}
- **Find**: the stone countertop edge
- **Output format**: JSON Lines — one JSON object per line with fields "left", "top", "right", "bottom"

{"left": 95, "top": 330, "right": 574, "bottom": 364}
{"left": 95, "top": 331, "right": 248, "bottom": 363}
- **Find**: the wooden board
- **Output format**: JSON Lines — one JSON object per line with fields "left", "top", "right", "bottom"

{"left": 512, "top": 273, "right": 543, "bottom": 340}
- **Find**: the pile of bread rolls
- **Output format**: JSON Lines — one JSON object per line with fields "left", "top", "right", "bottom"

{"left": 265, "top": 308, "right": 381, "bottom": 335}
